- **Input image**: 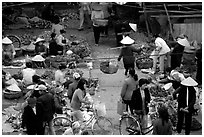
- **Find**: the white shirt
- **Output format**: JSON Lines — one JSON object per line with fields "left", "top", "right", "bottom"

{"left": 51, "top": 24, "right": 64, "bottom": 36}
{"left": 91, "top": 10, "right": 104, "bottom": 26}
{"left": 140, "top": 89, "right": 145, "bottom": 99}
{"left": 55, "top": 70, "right": 65, "bottom": 85}
{"left": 22, "top": 68, "right": 36, "bottom": 85}
{"left": 56, "top": 34, "right": 66, "bottom": 46}
{"left": 155, "top": 37, "right": 170, "bottom": 55}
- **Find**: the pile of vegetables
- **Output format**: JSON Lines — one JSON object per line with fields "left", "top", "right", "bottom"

{"left": 41, "top": 70, "right": 55, "bottom": 80}
{"left": 65, "top": 69, "right": 84, "bottom": 78}
{"left": 58, "top": 10, "right": 79, "bottom": 20}
{"left": 30, "top": 20, "right": 52, "bottom": 29}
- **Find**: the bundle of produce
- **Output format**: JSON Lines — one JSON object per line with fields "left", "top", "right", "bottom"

{"left": 149, "top": 84, "right": 168, "bottom": 97}
{"left": 59, "top": 10, "right": 79, "bottom": 20}
{"left": 38, "top": 31, "right": 52, "bottom": 42}
{"left": 41, "top": 70, "right": 55, "bottom": 80}
{"left": 65, "top": 69, "right": 84, "bottom": 78}
{"left": 70, "top": 40, "right": 91, "bottom": 59}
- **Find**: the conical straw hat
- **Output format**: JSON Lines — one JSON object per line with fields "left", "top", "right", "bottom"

{"left": 2, "top": 37, "right": 12, "bottom": 44}
{"left": 34, "top": 37, "right": 45, "bottom": 44}
{"left": 177, "top": 38, "right": 190, "bottom": 47}
{"left": 129, "top": 23, "right": 137, "bottom": 32}
{"left": 5, "top": 78, "right": 18, "bottom": 85}
{"left": 120, "top": 36, "right": 134, "bottom": 45}
{"left": 181, "top": 77, "right": 198, "bottom": 86}
{"left": 32, "top": 55, "right": 45, "bottom": 61}
{"left": 6, "top": 83, "right": 21, "bottom": 92}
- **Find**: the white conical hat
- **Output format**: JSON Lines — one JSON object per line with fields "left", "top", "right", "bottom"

{"left": 177, "top": 38, "right": 190, "bottom": 47}
{"left": 27, "top": 85, "right": 36, "bottom": 90}
{"left": 129, "top": 23, "right": 137, "bottom": 32}
{"left": 32, "top": 55, "right": 45, "bottom": 61}
{"left": 5, "top": 78, "right": 18, "bottom": 85}
{"left": 2, "top": 37, "right": 12, "bottom": 44}
{"left": 6, "top": 83, "right": 21, "bottom": 92}
{"left": 34, "top": 37, "right": 45, "bottom": 44}
{"left": 181, "top": 77, "right": 198, "bottom": 86}
{"left": 66, "top": 50, "right": 73, "bottom": 55}
{"left": 120, "top": 36, "right": 134, "bottom": 45}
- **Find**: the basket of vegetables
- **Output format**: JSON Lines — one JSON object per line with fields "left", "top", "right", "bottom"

{"left": 136, "top": 57, "right": 153, "bottom": 69}
{"left": 100, "top": 59, "right": 119, "bottom": 74}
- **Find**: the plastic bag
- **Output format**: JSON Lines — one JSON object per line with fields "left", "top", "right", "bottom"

{"left": 117, "top": 98, "right": 126, "bottom": 115}
{"left": 95, "top": 102, "right": 106, "bottom": 116}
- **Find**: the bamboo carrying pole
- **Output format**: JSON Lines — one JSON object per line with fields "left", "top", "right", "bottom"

{"left": 163, "top": 4, "right": 174, "bottom": 39}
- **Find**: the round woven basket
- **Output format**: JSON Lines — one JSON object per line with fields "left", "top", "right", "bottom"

{"left": 100, "top": 61, "right": 118, "bottom": 74}
{"left": 3, "top": 90, "right": 23, "bottom": 99}
{"left": 136, "top": 58, "right": 153, "bottom": 69}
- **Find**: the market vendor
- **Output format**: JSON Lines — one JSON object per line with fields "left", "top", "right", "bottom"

{"left": 56, "top": 29, "right": 71, "bottom": 55}
{"left": 169, "top": 34, "right": 190, "bottom": 70}
{"left": 173, "top": 77, "right": 197, "bottom": 135}
{"left": 49, "top": 33, "right": 59, "bottom": 56}
{"left": 54, "top": 87, "right": 66, "bottom": 114}
{"left": 34, "top": 37, "right": 47, "bottom": 57}
{"left": 22, "top": 62, "right": 36, "bottom": 86}
{"left": 2, "top": 37, "right": 16, "bottom": 62}
{"left": 118, "top": 36, "right": 142, "bottom": 75}
{"left": 55, "top": 63, "right": 67, "bottom": 86}
{"left": 151, "top": 34, "right": 170, "bottom": 74}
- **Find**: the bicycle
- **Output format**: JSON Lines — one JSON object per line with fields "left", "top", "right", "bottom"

{"left": 53, "top": 103, "right": 114, "bottom": 135}
{"left": 119, "top": 110, "right": 154, "bottom": 135}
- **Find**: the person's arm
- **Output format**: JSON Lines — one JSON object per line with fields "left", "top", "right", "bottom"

{"left": 59, "top": 73, "right": 65, "bottom": 84}
{"left": 120, "top": 80, "right": 127, "bottom": 99}
{"left": 56, "top": 36, "right": 66, "bottom": 46}
{"left": 118, "top": 49, "right": 123, "bottom": 61}
{"left": 187, "top": 87, "right": 196, "bottom": 112}
{"left": 145, "top": 88, "right": 151, "bottom": 103}
{"left": 54, "top": 96, "right": 62, "bottom": 112}
{"left": 77, "top": 90, "right": 89, "bottom": 104}
{"left": 11, "top": 44, "right": 16, "bottom": 56}
{"left": 172, "top": 86, "right": 181, "bottom": 100}
{"left": 67, "top": 84, "right": 74, "bottom": 99}
{"left": 155, "top": 41, "right": 162, "bottom": 54}
{"left": 51, "top": 24, "right": 55, "bottom": 33}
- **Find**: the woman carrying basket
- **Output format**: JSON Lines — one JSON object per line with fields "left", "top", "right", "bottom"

{"left": 118, "top": 36, "right": 142, "bottom": 75}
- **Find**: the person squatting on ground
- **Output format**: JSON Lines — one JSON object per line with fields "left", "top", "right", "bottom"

{"left": 173, "top": 77, "right": 197, "bottom": 135}
{"left": 152, "top": 105, "right": 173, "bottom": 135}
{"left": 55, "top": 63, "right": 67, "bottom": 86}
{"left": 70, "top": 78, "right": 91, "bottom": 121}
{"left": 34, "top": 37, "right": 47, "bottom": 57}
{"left": 68, "top": 72, "right": 81, "bottom": 102}
{"left": 54, "top": 87, "right": 66, "bottom": 114}
{"left": 37, "top": 84, "right": 56, "bottom": 135}
{"left": 78, "top": 2, "right": 92, "bottom": 31}
{"left": 118, "top": 36, "right": 142, "bottom": 75}
{"left": 131, "top": 78, "right": 151, "bottom": 127}
{"left": 91, "top": 3, "right": 105, "bottom": 46}
{"left": 2, "top": 37, "right": 16, "bottom": 63}
{"left": 150, "top": 34, "right": 170, "bottom": 74}
{"left": 120, "top": 68, "right": 138, "bottom": 114}
{"left": 21, "top": 62, "right": 36, "bottom": 86}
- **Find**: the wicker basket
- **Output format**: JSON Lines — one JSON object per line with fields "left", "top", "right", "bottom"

{"left": 3, "top": 90, "right": 23, "bottom": 99}
{"left": 136, "top": 57, "right": 153, "bottom": 69}
{"left": 100, "top": 61, "right": 119, "bottom": 74}
{"left": 95, "top": 19, "right": 108, "bottom": 26}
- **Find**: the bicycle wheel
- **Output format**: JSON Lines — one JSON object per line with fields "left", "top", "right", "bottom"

{"left": 92, "top": 116, "right": 114, "bottom": 135}
{"left": 119, "top": 115, "right": 142, "bottom": 135}
{"left": 53, "top": 117, "right": 72, "bottom": 135}
{"left": 7, "top": 35, "right": 21, "bottom": 48}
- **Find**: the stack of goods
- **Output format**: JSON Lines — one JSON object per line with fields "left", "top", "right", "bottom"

{"left": 70, "top": 40, "right": 91, "bottom": 59}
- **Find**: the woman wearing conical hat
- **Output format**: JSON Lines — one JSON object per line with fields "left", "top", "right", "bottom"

{"left": 170, "top": 34, "right": 190, "bottom": 70}
{"left": 2, "top": 37, "right": 16, "bottom": 62}
{"left": 173, "top": 77, "right": 197, "bottom": 135}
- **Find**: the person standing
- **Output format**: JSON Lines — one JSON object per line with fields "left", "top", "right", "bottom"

{"left": 131, "top": 78, "right": 151, "bottom": 127}
{"left": 41, "top": 3, "right": 55, "bottom": 22}
{"left": 173, "top": 77, "right": 197, "bottom": 135}
{"left": 152, "top": 106, "right": 172, "bottom": 135}
{"left": 21, "top": 62, "right": 36, "bottom": 86}
{"left": 120, "top": 69, "right": 138, "bottom": 114}
{"left": 170, "top": 34, "right": 190, "bottom": 70}
{"left": 91, "top": 3, "right": 104, "bottom": 46}
{"left": 68, "top": 72, "right": 81, "bottom": 102}
{"left": 21, "top": 97, "right": 39, "bottom": 135}
{"left": 195, "top": 44, "right": 202, "bottom": 85}
{"left": 118, "top": 36, "right": 142, "bottom": 75}
{"left": 151, "top": 34, "right": 170, "bottom": 74}
{"left": 78, "top": 2, "right": 92, "bottom": 31}
{"left": 71, "top": 78, "right": 91, "bottom": 121}
{"left": 37, "top": 84, "right": 56, "bottom": 135}
{"left": 2, "top": 37, "right": 16, "bottom": 63}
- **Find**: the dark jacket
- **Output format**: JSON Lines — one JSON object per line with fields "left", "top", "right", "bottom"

{"left": 131, "top": 88, "right": 151, "bottom": 114}
{"left": 153, "top": 118, "right": 172, "bottom": 135}
{"left": 118, "top": 46, "right": 141, "bottom": 65}
{"left": 49, "top": 39, "right": 58, "bottom": 56}
{"left": 54, "top": 94, "right": 66, "bottom": 114}
{"left": 37, "top": 92, "right": 56, "bottom": 122}
{"left": 22, "top": 105, "right": 38, "bottom": 135}
{"left": 173, "top": 85, "right": 196, "bottom": 113}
